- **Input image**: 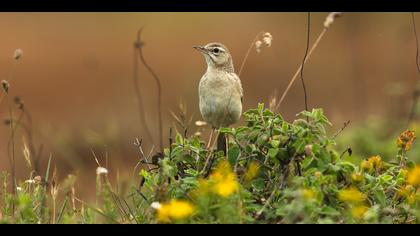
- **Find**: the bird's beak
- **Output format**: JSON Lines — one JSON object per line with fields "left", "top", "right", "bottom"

{"left": 193, "top": 45, "right": 208, "bottom": 54}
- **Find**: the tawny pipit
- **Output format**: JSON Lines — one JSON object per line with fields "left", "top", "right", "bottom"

{"left": 194, "top": 42, "right": 243, "bottom": 151}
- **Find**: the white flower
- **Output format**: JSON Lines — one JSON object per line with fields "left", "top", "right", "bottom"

{"left": 14, "top": 49, "right": 23, "bottom": 60}
{"left": 194, "top": 131, "right": 202, "bottom": 137}
{"left": 25, "top": 179, "right": 36, "bottom": 184}
{"left": 151, "top": 202, "right": 162, "bottom": 210}
{"left": 96, "top": 166, "right": 108, "bottom": 175}
{"left": 16, "top": 187, "right": 23, "bottom": 192}
{"left": 195, "top": 120, "right": 207, "bottom": 127}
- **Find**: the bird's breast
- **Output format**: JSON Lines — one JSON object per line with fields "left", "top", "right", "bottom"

{"left": 198, "top": 72, "right": 242, "bottom": 128}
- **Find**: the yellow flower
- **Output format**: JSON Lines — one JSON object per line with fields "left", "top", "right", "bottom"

{"left": 351, "top": 172, "right": 364, "bottom": 183}
{"left": 397, "top": 130, "right": 416, "bottom": 151}
{"left": 338, "top": 187, "right": 367, "bottom": 203}
{"left": 209, "top": 160, "right": 239, "bottom": 197}
{"left": 407, "top": 166, "right": 420, "bottom": 187}
{"left": 361, "top": 156, "right": 382, "bottom": 173}
{"left": 407, "top": 194, "right": 417, "bottom": 205}
{"left": 368, "top": 155, "right": 382, "bottom": 170}
{"left": 399, "top": 169, "right": 409, "bottom": 179}
{"left": 397, "top": 185, "right": 415, "bottom": 198}
{"left": 360, "top": 160, "right": 373, "bottom": 172}
{"left": 190, "top": 178, "right": 211, "bottom": 198}
{"left": 156, "top": 199, "right": 194, "bottom": 223}
{"left": 244, "top": 161, "right": 260, "bottom": 182}
{"left": 314, "top": 171, "right": 322, "bottom": 178}
{"left": 213, "top": 172, "right": 239, "bottom": 197}
{"left": 302, "top": 188, "right": 316, "bottom": 200}
{"left": 351, "top": 205, "right": 368, "bottom": 219}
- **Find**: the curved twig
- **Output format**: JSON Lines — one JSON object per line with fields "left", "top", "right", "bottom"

{"left": 133, "top": 29, "right": 154, "bottom": 145}
{"left": 300, "top": 12, "right": 311, "bottom": 114}
{"left": 137, "top": 28, "right": 163, "bottom": 152}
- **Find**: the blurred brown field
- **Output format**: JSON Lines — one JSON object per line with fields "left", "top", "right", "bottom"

{"left": 0, "top": 12, "right": 418, "bottom": 200}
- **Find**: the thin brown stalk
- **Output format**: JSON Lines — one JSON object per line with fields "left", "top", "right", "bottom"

{"left": 332, "top": 120, "right": 351, "bottom": 140}
{"left": 238, "top": 31, "right": 265, "bottom": 77}
{"left": 0, "top": 60, "right": 18, "bottom": 106}
{"left": 300, "top": 12, "right": 311, "bottom": 114}
{"left": 408, "top": 12, "right": 420, "bottom": 127}
{"left": 137, "top": 27, "right": 163, "bottom": 152}
{"left": 7, "top": 108, "right": 16, "bottom": 216}
{"left": 133, "top": 32, "right": 154, "bottom": 144}
{"left": 278, "top": 28, "right": 327, "bottom": 108}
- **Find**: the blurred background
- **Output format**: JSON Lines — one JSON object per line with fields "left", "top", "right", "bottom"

{"left": 0, "top": 12, "right": 419, "bottom": 200}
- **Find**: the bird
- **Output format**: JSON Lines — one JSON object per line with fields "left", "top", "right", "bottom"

{"left": 193, "top": 42, "right": 243, "bottom": 153}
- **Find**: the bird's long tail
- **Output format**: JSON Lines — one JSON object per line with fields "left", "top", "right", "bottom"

{"left": 217, "top": 132, "right": 227, "bottom": 155}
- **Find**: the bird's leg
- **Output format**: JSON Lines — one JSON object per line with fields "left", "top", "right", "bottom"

{"left": 206, "top": 128, "right": 215, "bottom": 150}
{"left": 224, "top": 134, "right": 229, "bottom": 159}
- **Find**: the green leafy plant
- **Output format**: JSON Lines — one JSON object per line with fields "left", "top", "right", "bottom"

{"left": 1, "top": 105, "right": 420, "bottom": 224}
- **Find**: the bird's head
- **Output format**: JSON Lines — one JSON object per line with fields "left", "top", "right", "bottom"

{"left": 193, "top": 42, "right": 234, "bottom": 72}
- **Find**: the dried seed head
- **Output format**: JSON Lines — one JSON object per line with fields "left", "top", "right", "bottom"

{"left": 255, "top": 32, "right": 273, "bottom": 53}
{"left": 96, "top": 166, "right": 108, "bottom": 175}
{"left": 34, "top": 176, "right": 42, "bottom": 184}
{"left": 262, "top": 32, "right": 273, "bottom": 47}
{"left": 3, "top": 119, "right": 11, "bottom": 126}
{"left": 14, "top": 96, "right": 24, "bottom": 109}
{"left": 255, "top": 40, "right": 262, "bottom": 53}
{"left": 14, "top": 49, "right": 23, "bottom": 60}
{"left": 195, "top": 120, "right": 207, "bottom": 127}
{"left": 1, "top": 80, "right": 9, "bottom": 93}
{"left": 324, "top": 12, "right": 343, "bottom": 29}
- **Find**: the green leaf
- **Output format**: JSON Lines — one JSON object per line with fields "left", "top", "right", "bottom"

{"left": 374, "top": 189, "right": 387, "bottom": 205}
{"left": 379, "top": 174, "right": 393, "bottom": 185}
{"left": 268, "top": 148, "right": 279, "bottom": 159}
{"left": 175, "top": 133, "right": 183, "bottom": 144}
{"left": 159, "top": 158, "right": 178, "bottom": 177}
{"left": 317, "top": 206, "right": 341, "bottom": 216}
{"left": 228, "top": 145, "right": 240, "bottom": 166}
{"left": 270, "top": 140, "right": 280, "bottom": 148}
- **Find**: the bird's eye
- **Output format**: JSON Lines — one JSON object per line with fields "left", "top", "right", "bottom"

{"left": 213, "top": 48, "right": 220, "bottom": 54}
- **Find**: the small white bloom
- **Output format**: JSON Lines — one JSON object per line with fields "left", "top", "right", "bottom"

{"left": 14, "top": 49, "right": 23, "bottom": 60}
{"left": 16, "top": 187, "right": 23, "bottom": 192}
{"left": 25, "top": 179, "right": 36, "bottom": 184}
{"left": 96, "top": 166, "right": 108, "bottom": 175}
{"left": 151, "top": 202, "right": 162, "bottom": 210}
{"left": 194, "top": 131, "right": 202, "bottom": 137}
{"left": 195, "top": 120, "right": 207, "bottom": 127}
